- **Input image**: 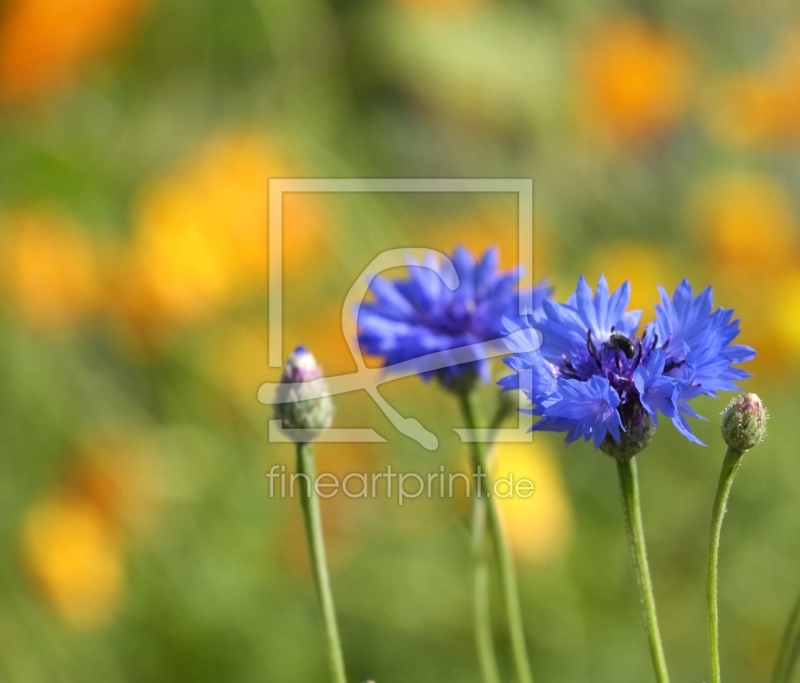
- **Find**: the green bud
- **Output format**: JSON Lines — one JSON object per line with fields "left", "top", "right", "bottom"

{"left": 274, "top": 345, "right": 334, "bottom": 442}
{"left": 720, "top": 393, "right": 767, "bottom": 453}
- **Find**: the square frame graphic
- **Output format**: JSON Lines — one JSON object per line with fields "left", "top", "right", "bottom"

{"left": 265, "top": 178, "right": 535, "bottom": 445}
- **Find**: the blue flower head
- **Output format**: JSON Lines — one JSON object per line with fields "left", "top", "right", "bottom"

{"left": 356, "top": 245, "right": 552, "bottom": 392}
{"left": 501, "top": 275, "right": 755, "bottom": 457}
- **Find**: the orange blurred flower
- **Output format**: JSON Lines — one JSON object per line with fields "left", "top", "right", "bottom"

{"left": 704, "top": 30, "right": 800, "bottom": 148}
{"left": 576, "top": 16, "right": 692, "bottom": 144}
{"left": 65, "top": 435, "right": 163, "bottom": 538}
{"left": 21, "top": 432, "right": 163, "bottom": 626}
{"left": 704, "top": 75, "right": 795, "bottom": 148}
{"left": 1, "top": 208, "right": 101, "bottom": 331}
{"left": 0, "top": 0, "right": 154, "bottom": 104}
{"left": 286, "top": 306, "right": 359, "bottom": 376}
{"left": 691, "top": 172, "right": 797, "bottom": 275}
{"left": 22, "top": 496, "right": 123, "bottom": 627}
{"left": 493, "top": 440, "right": 573, "bottom": 566}
{"left": 201, "top": 303, "right": 357, "bottom": 412}
{"left": 111, "top": 133, "right": 331, "bottom": 342}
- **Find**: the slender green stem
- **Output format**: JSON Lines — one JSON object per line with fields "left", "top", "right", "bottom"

{"left": 772, "top": 589, "right": 800, "bottom": 683}
{"left": 707, "top": 448, "right": 743, "bottom": 683}
{"left": 461, "top": 392, "right": 534, "bottom": 683}
{"left": 616, "top": 457, "right": 670, "bottom": 683}
{"left": 784, "top": 635, "right": 800, "bottom": 683}
{"left": 471, "top": 494, "right": 503, "bottom": 683}
{"left": 488, "top": 391, "right": 516, "bottom": 440}
{"left": 296, "top": 442, "right": 348, "bottom": 683}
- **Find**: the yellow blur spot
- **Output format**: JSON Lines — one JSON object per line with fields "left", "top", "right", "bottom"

{"left": 692, "top": 172, "right": 796, "bottom": 273}
{"left": 492, "top": 440, "right": 573, "bottom": 567}
{"left": 22, "top": 497, "right": 123, "bottom": 627}
{"left": 201, "top": 304, "right": 358, "bottom": 411}
{"left": 0, "top": 0, "right": 154, "bottom": 104}
{"left": 686, "top": 172, "right": 800, "bottom": 373}
{"left": 765, "top": 269, "right": 800, "bottom": 368}
{"left": 422, "top": 208, "right": 556, "bottom": 281}
{"left": 2, "top": 209, "right": 101, "bottom": 331}
{"left": 576, "top": 16, "right": 692, "bottom": 144}
{"left": 585, "top": 242, "right": 680, "bottom": 323}
{"left": 111, "top": 133, "right": 331, "bottom": 342}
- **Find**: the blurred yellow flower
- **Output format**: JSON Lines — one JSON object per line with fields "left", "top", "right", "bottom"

{"left": 22, "top": 496, "right": 123, "bottom": 627}
{"left": 0, "top": 0, "right": 154, "bottom": 104}
{"left": 200, "top": 321, "right": 270, "bottom": 409}
{"left": 710, "top": 262, "right": 800, "bottom": 376}
{"left": 118, "top": 194, "right": 234, "bottom": 331}
{"left": 492, "top": 440, "right": 573, "bottom": 566}
{"left": 770, "top": 269, "right": 800, "bottom": 363}
{"left": 576, "top": 16, "right": 692, "bottom": 144}
{"left": 201, "top": 304, "right": 357, "bottom": 413}
{"left": 584, "top": 242, "right": 679, "bottom": 322}
{"left": 691, "top": 172, "right": 797, "bottom": 274}
{"left": 2, "top": 209, "right": 101, "bottom": 331}
{"left": 112, "top": 133, "right": 330, "bottom": 341}
{"left": 688, "top": 173, "right": 800, "bottom": 374}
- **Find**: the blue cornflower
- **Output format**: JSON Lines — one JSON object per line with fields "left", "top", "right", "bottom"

{"left": 501, "top": 275, "right": 755, "bottom": 456}
{"left": 356, "top": 245, "right": 552, "bottom": 391}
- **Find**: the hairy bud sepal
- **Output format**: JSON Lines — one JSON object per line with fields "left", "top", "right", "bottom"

{"left": 274, "top": 346, "right": 334, "bottom": 442}
{"left": 720, "top": 393, "right": 767, "bottom": 454}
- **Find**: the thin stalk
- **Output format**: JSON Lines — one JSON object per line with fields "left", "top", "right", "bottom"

{"left": 471, "top": 494, "right": 502, "bottom": 683}
{"left": 296, "top": 442, "right": 348, "bottom": 683}
{"left": 707, "top": 447, "right": 743, "bottom": 683}
{"left": 772, "top": 589, "right": 800, "bottom": 683}
{"left": 617, "top": 457, "right": 670, "bottom": 683}
{"left": 461, "top": 392, "right": 534, "bottom": 683}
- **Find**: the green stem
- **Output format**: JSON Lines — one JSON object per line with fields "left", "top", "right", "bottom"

{"left": 296, "top": 442, "right": 348, "bottom": 683}
{"left": 707, "top": 448, "right": 743, "bottom": 683}
{"left": 772, "top": 589, "right": 800, "bottom": 683}
{"left": 461, "top": 392, "right": 534, "bottom": 683}
{"left": 471, "top": 494, "right": 503, "bottom": 683}
{"left": 617, "top": 457, "right": 670, "bottom": 683}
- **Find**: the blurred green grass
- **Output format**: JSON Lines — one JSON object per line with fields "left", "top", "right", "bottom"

{"left": 2, "top": 0, "right": 800, "bottom": 681}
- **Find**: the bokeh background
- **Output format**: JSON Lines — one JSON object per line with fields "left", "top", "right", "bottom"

{"left": 1, "top": 0, "right": 799, "bottom": 681}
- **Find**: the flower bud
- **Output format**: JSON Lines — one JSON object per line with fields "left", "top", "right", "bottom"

{"left": 274, "top": 346, "right": 334, "bottom": 442}
{"left": 601, "top": 401, "right": 655, "bottom": 461}
{"left": 720, "top": 393, "right": 767, "bottom": 452}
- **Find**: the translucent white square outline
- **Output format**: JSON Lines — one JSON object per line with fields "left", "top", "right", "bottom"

{"left": 266, "top": 179, "right": 534, "bottom": 444}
